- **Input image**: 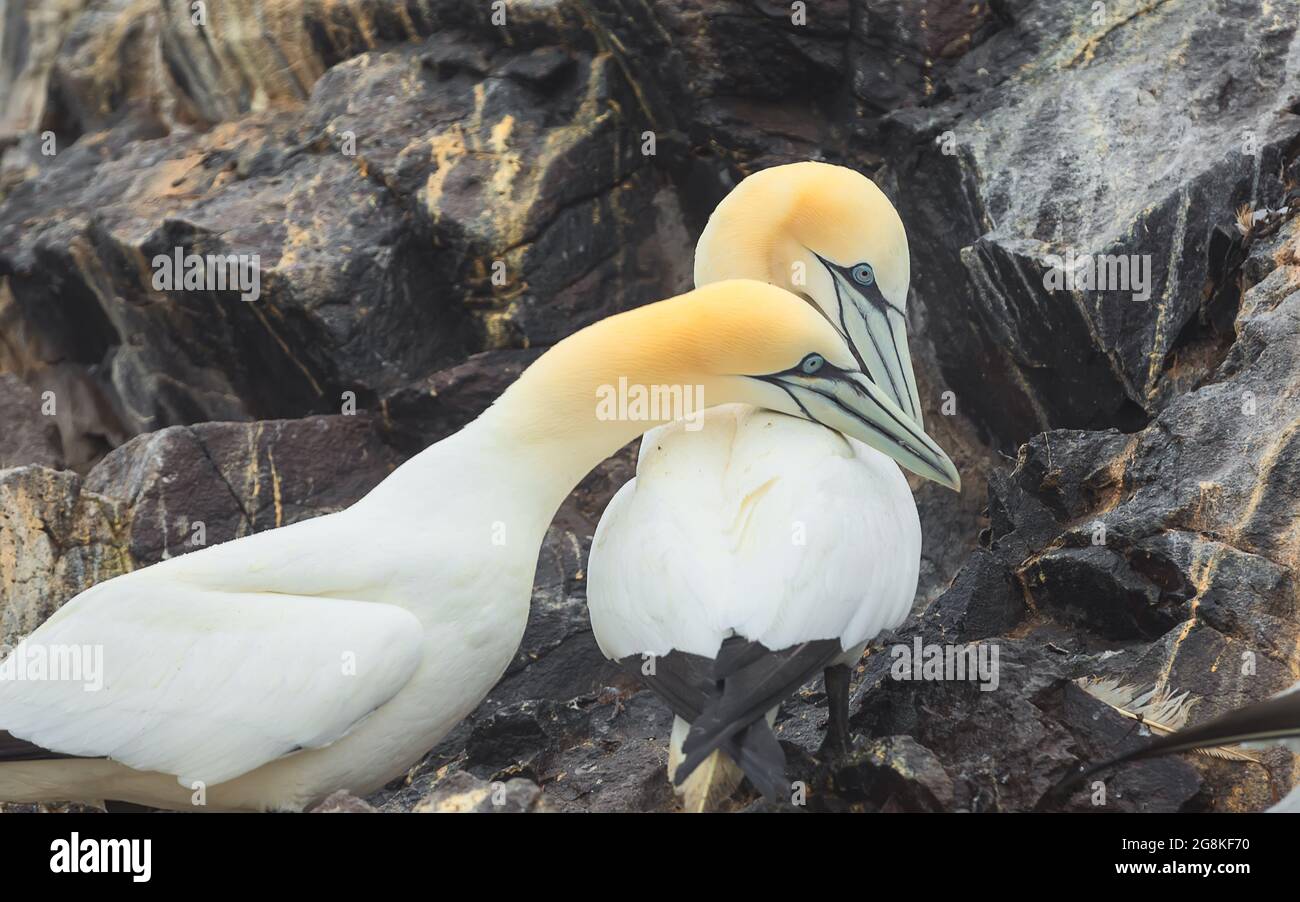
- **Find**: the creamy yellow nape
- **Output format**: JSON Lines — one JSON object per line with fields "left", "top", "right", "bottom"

{"left": 484, "top": 278, "right": 852, "bottom": 462}
{"left": 695, "top": 161, "right": 911, "bottom": 310}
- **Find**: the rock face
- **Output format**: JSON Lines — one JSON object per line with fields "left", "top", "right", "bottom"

{"left": 0, "top": 374, "right": 62, "bottom": 470}
{"left": 0, "top": 465, "right": 128, "bottom": 648}
{"left": 1, "top": 0, "right": 1299, "bottom": 813}
{"left": 879, "top": 0, "right": 1300, "bottom": 447}
{"left": 0, "top": 1, "right": 692, "bottom": 453}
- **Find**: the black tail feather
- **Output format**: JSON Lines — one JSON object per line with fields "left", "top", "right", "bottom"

{"left": 619, "top": 638, "right": 843, "bottom": 802}
{"left": 677, "top": 639, "right": 841, "bottom": 781}
{"left": 615, "top": 649, "right": 714, "bottom": 723}
{"left": 729, "top": 717, "right": 788, "bottom": 801}
{"left": 713, "top": 640, "right": 772, "bottom": 678}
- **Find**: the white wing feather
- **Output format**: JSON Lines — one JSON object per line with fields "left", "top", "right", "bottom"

{"left": 589, "top": 404, "right": 920, "bottom": 660}
{"left": 0, "top": 514, "right": 423, "bottom": 788}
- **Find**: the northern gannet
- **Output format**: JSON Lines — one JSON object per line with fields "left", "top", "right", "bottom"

{"left": 1050, "top": 682, "right": 1300, "bottom": 811}
{"left": 0, "top": 278, "right": 918, "bottom": 812}
{"left": 586, "top": 162, "right": 961, "bottom": 810}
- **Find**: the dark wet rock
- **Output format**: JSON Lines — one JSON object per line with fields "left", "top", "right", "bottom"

{"left": 381, "top": 349, "right": 542, "bottom": 454}
{"left": 587, "top": 0, "right": 853, "bottom": 178}
{"left": 458, "top": 690, "right": 674, "bottom": 813}
{"left": 0, "top": 1, "right": 90, "bottom": 183}
{"left": 920, "top": 548, "right": 1025, "bottom": 640}
{"left": 1024, "top": 544, "right": 1193, "bottom": 642}
{"left": 39, "top": 0, "right": 589, "bottom": 139}
{"left": 5, "top": 362, "right": 132, "bottom": 473}
{"left": 842, "top": 639, "right": 1205, "bottom": 812}
{"left": 909, "top": 369, "right": 995, "bottom": 605}
{"left": 41, "top": 0, "right": 168, "bottom": 140}
{"left": 303, "top": 26, "right": 693, "bottom": 348}
{"left": 881, "top": 0, "right": 1300, "bottom": 448}
{"left": 1, "top": 108, "right": 470, "bottom": 435}
{"left": 925, "top": 213, "right": 1300, "bottom": 811}
{"left": 373, "top": 687, "right": 673, "bottom": 814}
{"left": 849, "top": 0, "right": 1004, "bottom": 116}
{"left": 0, "top": 16, "right": 689, "bottom": 449}
{"left": 0, "top": 373, "right": 63, "bottom": 470}
{"left": 494, "top": 524, "right": 618, "bottom": 706}
{"left": 1037, "top": 680, "right": 1208, "bottom": 813}
{"left": 823, "top": 735, "right": 956, "bottom": 812}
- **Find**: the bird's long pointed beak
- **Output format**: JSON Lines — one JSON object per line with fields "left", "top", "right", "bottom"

{"left": 763, "top": 366, "right": 961, "bottom": 491}
{"left": 832, "top": 275, "right": 926, "bottom": 431}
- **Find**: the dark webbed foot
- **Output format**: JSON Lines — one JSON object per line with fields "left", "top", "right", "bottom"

{"left": 818, "top": 663, "right": 853, "bottom": 760}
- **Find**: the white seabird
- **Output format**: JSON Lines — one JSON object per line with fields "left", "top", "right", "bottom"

{"left": 586, "top": 162, "right": 961, "bottom": 810}
{"left": 0, "top": 278, "right": 923, "bottom": 811}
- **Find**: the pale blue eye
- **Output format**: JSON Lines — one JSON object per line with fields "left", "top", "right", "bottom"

{"left": 852, "top": 263, "right": 875, "bottom": 286}
{"left": 801, "top": 353, "right": 824, "bottom": 375}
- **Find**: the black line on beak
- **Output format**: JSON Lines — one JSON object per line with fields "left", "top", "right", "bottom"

{"left": 766, "top": 380, "right": 817, "bottom": 424}
{"left": 811, "top": 368, "right": 928, "bottom": 452}
{"left": 826, "top": 267, "right": 871, "bottom": 377}
{"left": 756, "top": 372, "right": 936, "bottom": 469}
{"left": 882, "top": 309, "right": 919, "bottom": 422}
{"left": 815, "top": 254, "right": 916, "bottom": 419}
{"left": 797, "top": 378, "right": 935, "bottom": 465}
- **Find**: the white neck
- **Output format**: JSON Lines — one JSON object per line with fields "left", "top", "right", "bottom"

{"left": 352, "top": 284, "right": 794, "bottom": 537}
{"left": 353, "top": 385, "right": 665, "bottom": 546}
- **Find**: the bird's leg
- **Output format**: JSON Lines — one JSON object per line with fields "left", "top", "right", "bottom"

{"left": 819, "top": 664, "right": 853, "bottom": 760}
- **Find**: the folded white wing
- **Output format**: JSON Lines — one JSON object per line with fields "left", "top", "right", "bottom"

{"left": 589, "top": 404, "right": 921, "bottom": 659}
{"left": 0, "top": 571, "right": 422, "bottom": 787}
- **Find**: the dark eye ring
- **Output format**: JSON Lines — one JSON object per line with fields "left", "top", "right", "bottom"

{"left": 800, "top": 353, "right": 825, "bottom": 375}
{"left": 852, "top": 263, "right": 875, "bottom": 286}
